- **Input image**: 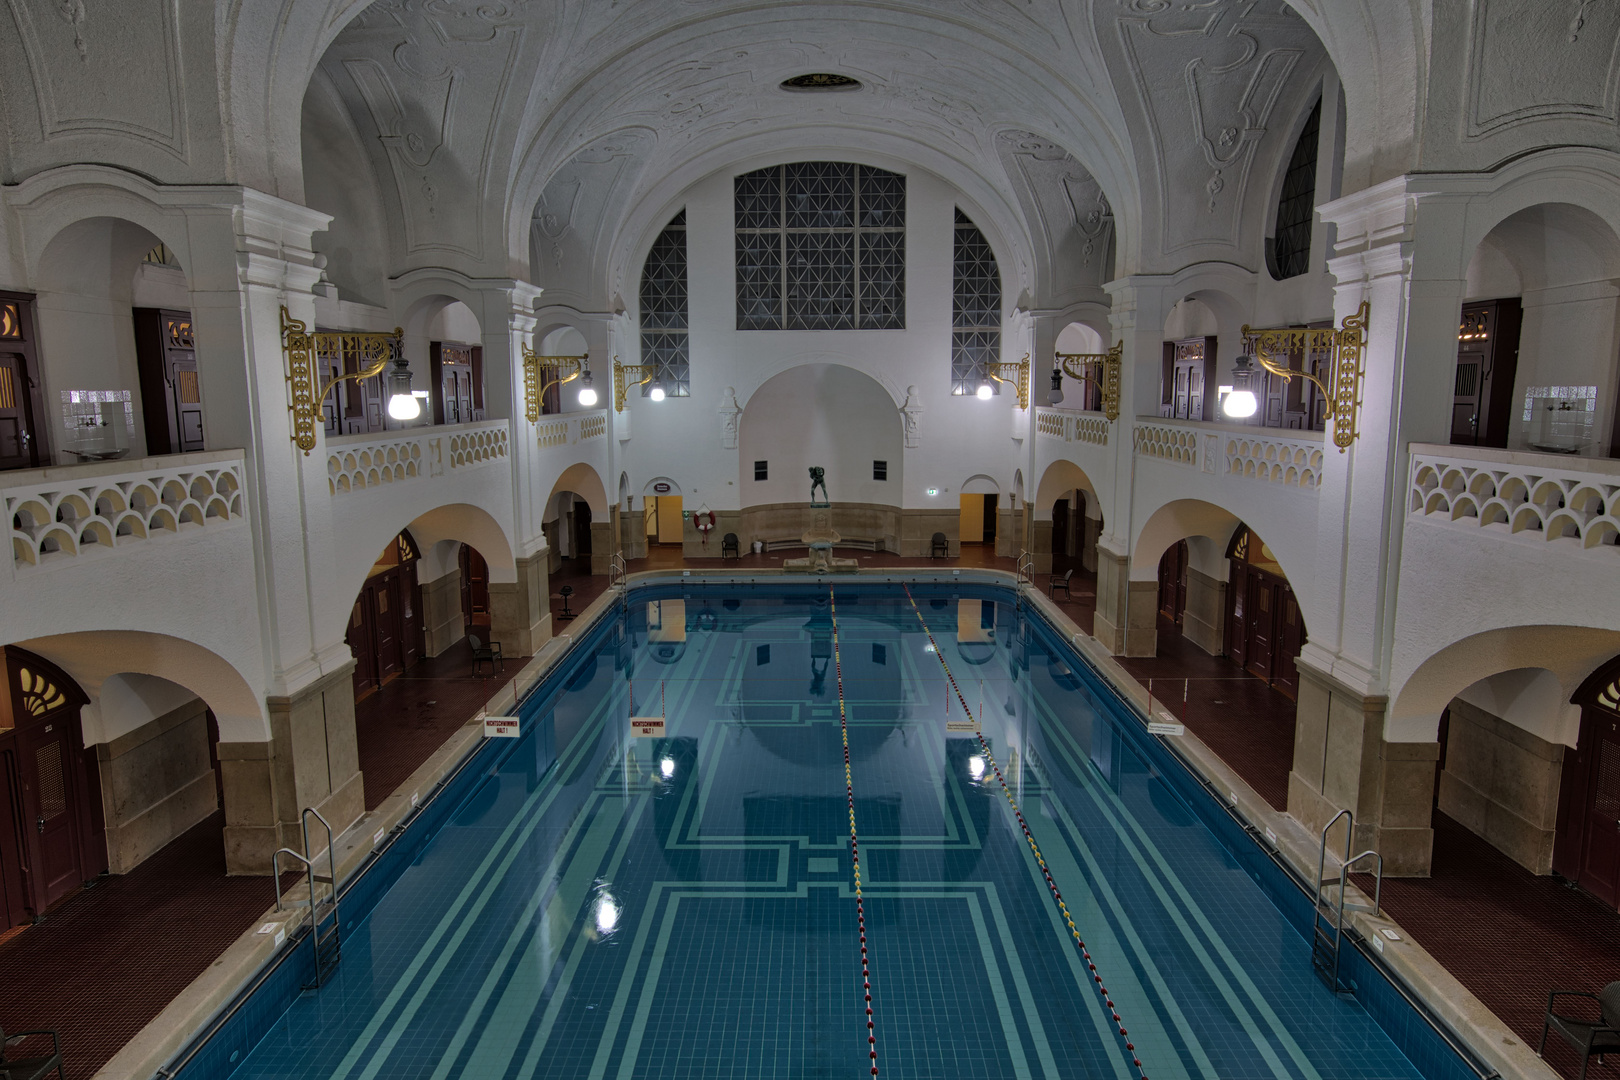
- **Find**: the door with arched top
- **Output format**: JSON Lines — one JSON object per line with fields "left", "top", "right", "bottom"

{"left": 1554, "top": 658, "right": 1620, "bottom": 909}
{"left": 0, "top": 647, "right": 101, "bottom": 925}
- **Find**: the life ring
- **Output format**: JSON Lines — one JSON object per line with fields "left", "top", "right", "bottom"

{"left": 696, "top": 610, "right": 718, "bottom": 631}
{"left": 696, "top": 510, "right": 716, "bottom": 545}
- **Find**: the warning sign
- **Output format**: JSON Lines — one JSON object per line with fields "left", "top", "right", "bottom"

{"left": 631, "top": 716, "right": 666, "bottom": 738}
{"left": 484, "top": 716, "right": 520, "bottom": 738}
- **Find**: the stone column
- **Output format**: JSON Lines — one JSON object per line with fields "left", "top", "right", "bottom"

{"left": 265, "top": 663, "right": 364, "bottom": 855}
{"left": 1182, "top": 567, "right": 1227, "bottom": 655}
{"left": 591, "top": 520, "right": 612, "bottom": 575}
{"left": 1437, "top": 699, "right": 1565, "bottom": 874}
{"left": 1286, "top": 179, "right": 1471, "bottom": 874}
{"left": 1031, "top": 517, "right": 1053, "bottom": 575}
{"left": 1081, "top": 510, "right": 1102, "bottom": 573}
{"left": 1093, "top": 543, "right": 1157, "bottom": 656}
{"left": 490, "top": 548, "right": 551, "bottom": 657}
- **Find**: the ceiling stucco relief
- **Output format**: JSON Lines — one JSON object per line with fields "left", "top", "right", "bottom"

{"left": 1464, "top": 0, "right": 1620, "bottom": 137}
{"left": 1109, "top": 0, "right": 1320, "bottom": 260}
{"left": 3, "top": 0, "right": 186, "bottom": 157}
{"left": 322, "top": 0, "right": 539, "bottom": 261}
{"left": 529, "top": 129, "right": 653, "bottom": 305}
{"left": 994, "top": 129, "right": 1114, "bottom": 306}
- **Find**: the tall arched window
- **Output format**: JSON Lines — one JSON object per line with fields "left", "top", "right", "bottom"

{"left": 640, "top": 211, "right": 689, "bottom": 397}
{"left": 952, "top": 209, "right": 1001, "bottom": 395}
{"left": 1268, "top": 98, "right": 1321, "bottom": 281}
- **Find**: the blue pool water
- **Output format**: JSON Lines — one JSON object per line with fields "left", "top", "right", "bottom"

{"left": 213, "top": 583, "right": 1457, "bottom": 1080}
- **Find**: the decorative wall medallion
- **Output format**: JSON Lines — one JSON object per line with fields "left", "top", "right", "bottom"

{"left": 55, "top": 0, "right": 85, "bottom": 58}
{"left": 780, "top": 73, "right": 862, "bottom": 91}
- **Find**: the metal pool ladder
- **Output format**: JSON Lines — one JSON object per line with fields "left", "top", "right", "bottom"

{"left": 1017, "top": 550, "right": 1035, "bottom": 585}
{"left": 609, "top": 551, "right": 627, "bottom": 589}
{"left": 272, "top": 807, "right": 343, "bottom": 989}
{"left": 1312, "top": 809, "right": 1383, "bottom": 992}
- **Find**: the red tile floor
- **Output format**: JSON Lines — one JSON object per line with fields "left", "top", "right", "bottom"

{"left": 5, "top": 548, "right": 1617, "bottom": 1080}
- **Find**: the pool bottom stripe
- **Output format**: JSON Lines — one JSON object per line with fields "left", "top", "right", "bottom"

{"left": 903, "top": 584, "right": 1151, "bottom": 1080}
{"left": 829, "top": 587, "right": 879, "bottom": 1077}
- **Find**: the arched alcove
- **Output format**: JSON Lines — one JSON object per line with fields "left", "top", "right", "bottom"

{"left": 739, "top": 364, "right": 903, "bottom": 508}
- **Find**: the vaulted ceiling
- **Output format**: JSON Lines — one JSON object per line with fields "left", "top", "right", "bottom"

{"left": 301, "top": 0, "right": 1332, "bottom": 305}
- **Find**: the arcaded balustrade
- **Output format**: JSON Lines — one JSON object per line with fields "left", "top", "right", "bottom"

{"left": 1034, "top": 406, "right": 1109, "bottom": 446}
{"left": 4, "top": 450, "right": 246, "bottom": 567}
{"left": 327, "top": 420, "right": 511, "bottom": 495}
{"left": 1133, "top": 419, "right": 1201, "bottom": 467}
{"left": 1409, "top": 443, "right": 1620, "bottom": 551}
{"left": 1224, "top": 430, "right": 1324, "bottom": 490}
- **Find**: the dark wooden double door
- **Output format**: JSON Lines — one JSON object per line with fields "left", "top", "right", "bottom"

{"left": 1554, "top": 665, "right": 1620, "bottom": 910}
{"left": 1226, "top": 562, "right": 1305, "bottom": 700}
{"left": 0, "top": 648, "right": 105, "bottom": 931}
{"left": 1161, "top": 336, "right": 1216, "bottom": 421}
{"left": 431, "top": 342, "right": 484, "bottom": 426}
{"left": 1451, "top": 299, "right": 1522, "bottom": 448}
{"left": 348, "top": 563, "right": 425, "bottom": 701}
{"left": 133, "top": 308, "right": 206, "bottom": 455}
{"left": 460, "top": 545, "right": 491, "bottom": 633}
{"left": 1158, "top": 540, "right": 1189, "bottom": 627}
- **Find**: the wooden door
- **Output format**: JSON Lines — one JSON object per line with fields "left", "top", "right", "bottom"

{"left": 1244, "top": 575, "right": 1276, "bottom": 680}
{"left": 0, "top": 295, "right": 47, "bottom": 471}
{"left": 1578, "top": 713, "right": 1620, "bottom": 906}
{"left": 399, "top": 561, "right": 424, "bottom": 669}
{"left": 1162, "top": 337, "right": 1215, "bottom": 421}
{"left": 1158, "top": 540, "right": 1188, "bottom": 626}
{"left": 318, "top": 340, "right": 345, "bottom": 437}
{"left": 1274, "top": 590, "right": 1304, "bottom": 700}
{"left": 1226, "top": 564, "right": 1249, "bottom": 667}
{"left": 15, "top": 720, "right": 84, "bottom": 910}
{"left": 372, "top": 574, "right": 403, "bottom": 681}
{"left": 1051, "top": 499, "right": 1069, "bottom": 557}
{"left": 348, "top": 595, "right": 376, "bottom": 699}
{"left": 0, "top": 742, "right": 28, "bottom": 930}
{"left": 459, "top": 545, "right": 490, "bottom": 632}
{"left": 432, "top": 342, "right": 477, "bottom": 426}
{"left": 1452, "top": 300, "right": 1522, "bottom": 448}
{"left": 134, "top": 309, "right": 204, "bottom": 455}
{"left": 1451, "top": 345, "right": 1488, "bottom": 445}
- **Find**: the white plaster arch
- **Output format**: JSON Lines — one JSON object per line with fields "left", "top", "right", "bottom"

{"left": 733, "top": 357, "right": 907, "bottom": 415}
{"left": 1033, "top": 459, "right": 1100, "bottom": 515}
{"left": 1388, "top": 625, "right": 1620, "bottom": 745}
{"left": 960, "top": 474, "right": 1002, "bottom": 495}
{"left": 1130, "top": 500, "right": 1244, "bottom": 585}
{"left": 548, "top": 462, "right": 610, "bottom": 517}
{"left": 642, "top": 476, "right": 682, "bottom": 497}
{"left": 11, "top": 630, "right": 268, "bottom": 744}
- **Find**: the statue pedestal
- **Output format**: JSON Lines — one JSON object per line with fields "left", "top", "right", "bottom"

{"left": 783, "top": 506, "right": 859, "bottom": 573}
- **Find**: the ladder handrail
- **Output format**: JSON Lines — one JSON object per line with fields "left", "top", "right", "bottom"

{"left": 301, "top": 806, "right": 336, "bottom": 888}
{"left": 1346, "top": 849, "right": 1383, "bottom": 916}
{"left": 271, "top": 848, "right": 314, "bottom": 913}
{"left": 609, "top": 551, "right": 627, "bottom": 588}
{"left": 1016, "top": 550, "right": 1035, "bottom": 585}
{"left": 1312, "top": 808, "right": 1355, "bottom": 991}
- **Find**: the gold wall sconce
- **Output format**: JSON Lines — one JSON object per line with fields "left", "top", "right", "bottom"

{"left": 1237, "top": 300, "right": 1369, "bottom": 451}
{"left": 613, "top": 359, "right": 666, "bottom": 411}
{"left": 522, "top": 343, "right": 593, "bottom": 420}
{"left": 974, "top": 356, "right": 1030, "bottom": 409}
{"left": 1050, "top": 342, "right": 1123, "bottom": 421}
{"left": 281, "top": 306, "right": 404, "bottom": 455}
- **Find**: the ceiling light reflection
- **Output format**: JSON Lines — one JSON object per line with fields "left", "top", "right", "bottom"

{"left": 660, "top": 757, "right": 676, "bottom": 779}
{"left": 968, "top": 756, "right": 986, "bottom": 780}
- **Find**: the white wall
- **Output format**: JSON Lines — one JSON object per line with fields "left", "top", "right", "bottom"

{"left": 613, "top": 162, "right": 1021, "bottom": 513}
{"left": 739, "top": 364, "right": 902, "bottom": 505}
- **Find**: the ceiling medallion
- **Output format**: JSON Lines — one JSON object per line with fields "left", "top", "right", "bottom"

{"left": 780, "top": 73, "right": 862, "bottom": 91}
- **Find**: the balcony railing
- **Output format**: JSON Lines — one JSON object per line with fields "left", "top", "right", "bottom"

{"left": 1035, "top": 406, "right": 1109, "bottom": 447}
{"left": 4, "top": 450, "right": 247, "bottom": 567}
{"left": 1409, "top": 443, "right": 1619, "bottom": 551}
{"left": 1133, "top": 417, "right": 1324, "bottom": 491}
{"left": 328, "top": 419, "right": 510, "bottom": 496}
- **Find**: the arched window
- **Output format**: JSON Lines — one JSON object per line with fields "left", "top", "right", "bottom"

{"left": 1268, "top": 98, "right": 1321, "bottom": 281}
{"left": 952, "top": 209, "right": 1001, "bottom": 395}
{"left": 734, "top": 162, "right": 906, "bottom": 330}
{"left": 640, "top": 211, "right": 689, "bottom": 397}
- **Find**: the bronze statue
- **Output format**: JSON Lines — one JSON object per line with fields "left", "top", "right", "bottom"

{"left": 808, "top": 466, "right": 829, "bottom": 505}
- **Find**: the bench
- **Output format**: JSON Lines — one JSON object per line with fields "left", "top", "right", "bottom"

{"left": 760, "top": 536, "right": 882, "bottom": 553}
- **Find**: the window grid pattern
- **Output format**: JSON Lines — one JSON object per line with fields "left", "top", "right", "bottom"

{"left": 640, "top": 211, "right": 690, "bottom": 397}
{"left": 1271, "top": 99, "right": 1321, "bottom": 281}
{"left": 952, "top": 208, "right": 1001, "bottom": 395}
{"left": 735, "top": 163, "right": 905, "bottom": 330}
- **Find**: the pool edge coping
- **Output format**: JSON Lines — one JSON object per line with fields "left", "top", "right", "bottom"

{"left": 110, "top": 568, "right": 1558, "bottom": 1080}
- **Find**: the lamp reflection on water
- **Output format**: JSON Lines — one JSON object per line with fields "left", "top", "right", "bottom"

{"left": 659, "top": 756, "right": 676, "bottom": 780}
{"left": 590, "top": 885, "right": 622, "bottom": 940}
{"left": 968, "top": 755, "right": 986, "bottom": 781}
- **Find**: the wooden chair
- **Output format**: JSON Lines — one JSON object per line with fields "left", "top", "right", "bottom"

{"left": 930, "top": 532, "right": 948, "bottom": 558}
{"left": 1541, "top": 982, "right": 1620, "bottom": 1080}
{"left": 721, "top": 532, "right": 740, "bottom": 559}
{"left": 0, "top": 1025, "right": 66, "bottom": 1080}
{"left": 467, "top": 634, "right": 503, "bottom": 677}
{"left": 1049, "top": 568, "right": 1074, "bottom": 599}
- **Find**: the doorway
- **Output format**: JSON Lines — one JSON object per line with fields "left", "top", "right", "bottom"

{"left": 1450, "top": 299, "right": 1522, "bottom": 448}
{"left": 459, "top": 544, "right": 490, "bottom": 636}
{"left": 133, "top": 308, "right": 205, "bottom": 455}
{"left": 0, "top": 293, "right": 49, "bottom": 471}
{"left": 1223, "top": 526, "right": 1306, "bottom": 700}
{"left": 347, "top": 532, "right": 426, "bottom": 702}
{"left": 958, "top": 493, "right": 996, "bottom": 545}
{"left": 431, "top": 341, "right": 484, "bottom": 426}
{"left": 646, "top": 495, "right": 683, "bottom": 545}
{"left": 0, "top": 646, "right": 104, "bottom": 929}
{"left": 1553, "top": 658, "right": 1620, "bottom": 909}
{"left": 1157, "top": 540, "right": 1188, "bottom": 627}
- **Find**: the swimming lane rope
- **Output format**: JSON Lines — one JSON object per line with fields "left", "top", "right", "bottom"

{"left": 902, "top": 585, "right": 1150, "bottom": 1080}
{"left": 829, "top": 586, "right": 879, "bottom": 1076}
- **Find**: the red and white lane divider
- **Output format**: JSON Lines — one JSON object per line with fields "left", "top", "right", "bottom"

{"left": 903, "top": 585, "right": 1150, "bottom": 1080}
{"left": 829, "top": 587, "right": 879, "bottom": 1077}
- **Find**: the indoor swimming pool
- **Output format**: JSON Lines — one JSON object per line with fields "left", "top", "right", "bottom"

{"left": 191, "top": 582, "right": 1471, "bottom": 1080}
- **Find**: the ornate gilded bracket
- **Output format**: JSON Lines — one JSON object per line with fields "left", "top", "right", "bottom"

{"left": 1240, "top": 299, "right": 1369, "bottom": 451}
{"left": 983, "top": 355, "right": 1031, "bottom": 410}
{"left": 1054, "top": 341, "right": 1123, "bottom": 422}
{"left": 521, "top": 342, "right": 588, "bottom": 422}
{"left": 280, "top": 305, "right": 402, "bottom": 455}
{"left": 613, "top": 358, "right": 658, "bottom": 412}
